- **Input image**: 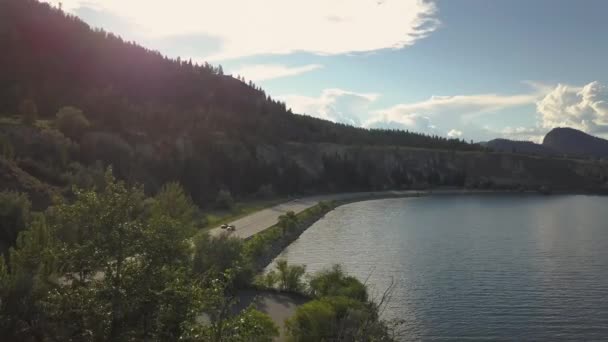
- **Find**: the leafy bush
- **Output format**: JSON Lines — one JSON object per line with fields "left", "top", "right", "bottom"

{"left": 193, "top": 232, "right": 252, "bottom": 286}
{"left": 285, "top": 300, "right": 336, "bottom": 341}
{"left": 55, "top": 106, "right": 90, "bottom": 141}
{"left": 308, "top": 264, "right": 368, "bottom": 301}
{"left": 0, "top": 191, "right": 31, "bottom": 252}
{"left": 286, "top": 265, "right": 395, "bottom": 342}
{"left": 274, "top": 259, "right": 306, "bottom": 292}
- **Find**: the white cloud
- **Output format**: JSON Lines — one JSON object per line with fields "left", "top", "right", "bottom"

{"left": 500, "top": 126, "right": 545, "bottom": 143}
{"left": 45, "top": 0, "right": 439, "bottom": 60}
{"left": 447, "top": 129, "right": 463, "bottom": 138}
{"left": 280, "top": 87, "right": 543, "bottom": 137}
{"left": 375, "top": 93, "right": 538, "bottom": 123}
{"left": 536, "top": 81, "right": 608, "bottom": 134}
{"left": 278, "top": 89, "right": 379, "bottom": 126}
{"left": 231, "top": 64, "right": 322, "bottom": 82}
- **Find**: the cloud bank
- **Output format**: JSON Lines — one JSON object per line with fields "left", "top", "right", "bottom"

{"left": 537, "top": 81, "right": 608, "bottom": 134}
{"left": 279, "top": 89, "right": 379, "bottom": 126}
{"left": 282, "top": 81, "right": 608, "bottom": 141}
{"left": 282, "top": 88, "right": 539, "bottom": 138}
{"left": 45, "top": 0, "right": 439, "bottom": 60}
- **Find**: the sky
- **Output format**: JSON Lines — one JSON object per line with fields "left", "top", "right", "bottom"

{"left": 44, "top": 0, "right": 608, "bottom": 142}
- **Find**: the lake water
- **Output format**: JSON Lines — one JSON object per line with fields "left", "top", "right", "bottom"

{"left": 269, "top": 195, "right": 608, "bottom": 341}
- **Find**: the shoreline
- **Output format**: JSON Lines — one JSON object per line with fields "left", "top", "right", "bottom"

{"left": 254, "top": 188, "right": 604, "bottom": 272}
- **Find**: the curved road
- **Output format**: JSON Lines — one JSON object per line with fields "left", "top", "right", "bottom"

{"left": 210, "top": 190, "right": 425, "bottom": 239}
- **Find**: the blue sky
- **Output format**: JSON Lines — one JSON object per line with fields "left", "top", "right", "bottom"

{"left": 45, "top": 0, "right": 608, "bottom": 142}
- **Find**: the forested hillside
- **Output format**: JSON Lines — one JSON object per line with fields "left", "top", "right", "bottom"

{"left": 0, "top": 0, "right": 482, "bottom": 205}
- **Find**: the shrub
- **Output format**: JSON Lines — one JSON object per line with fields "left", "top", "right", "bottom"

{"left": 308, "top": 264, "right": 368, "bottom": 301}
{"left": 0, "top": 192, "right": 31, "bottom": 252}
{"left": 274, "top": 259, "right": 306, "bottom": 292}
{"left": 55, "top": 106, "right": 90, "bottom": 141}
{"left": 192, "top": 233, "right": 252, "bottom": 285}
{"left": 285, "top": 300, "right": 336, "bottom": 341}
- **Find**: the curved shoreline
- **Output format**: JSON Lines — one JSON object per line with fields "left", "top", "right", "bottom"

{"left": 252, "top": 188, "right": 602, "bottom": 271}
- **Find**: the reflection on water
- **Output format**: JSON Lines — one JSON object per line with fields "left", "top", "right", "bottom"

{"left": 268, "top": 195, "right": 608, "bottom": 341}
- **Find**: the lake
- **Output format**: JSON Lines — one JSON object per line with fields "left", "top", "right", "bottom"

{"left": 269, "top": 194, "right": 608, "bottom": 341}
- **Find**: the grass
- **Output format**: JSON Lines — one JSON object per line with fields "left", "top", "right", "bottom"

{"left": 202, "top": 197, "right": 289, "bottom": 229}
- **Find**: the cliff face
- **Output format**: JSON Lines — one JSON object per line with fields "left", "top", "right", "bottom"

{"left": 256, "top": 143, "right": 608, "bottom": 193}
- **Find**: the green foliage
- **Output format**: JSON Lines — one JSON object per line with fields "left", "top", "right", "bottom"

{"left": 285, "top": 299, "right": 336, "bottom": 342}
{"left": 308, "top": 264, "right": 368, "bottom": 301}
{"left": 0, "top": 217, "right": 55, "bottom": 340}
{"left": 19, "top": 99, "right": 37, "bottom": 125}
{"left": 151, "top": 181, "right": 198, "bottom": 231}
{"left": 278, "top": 210, "right": 298, "bottom": 235}
{"left": 183, "top": 273, "right": 279, "bottom": 342}
{"left": 215, "top": 189, "right": 234, "bottom": 210}
{"left": 255, "top": 269, "right": 278, "bottom": 288}
{"left": 285, "top": 264, "right": 396, "bottom": 342}
{"left": 192, "top": 232, "right": 252, "bottom": 286}
{"left": 40, "top": 169, "right": 200, "bottom": 340}
{"left": 274, "top": 259, "right": 306, "bottom": 292}
{"left": 0, "top": 135, "right": 14, "bottom": 160}
{"left": 195, "top": 305, "right": 279, "bottom": 342}
{"left": 0, "top": 191, "right": 31, "bottom": 251}
{"left": 55, "top": 106, "right": 90, "bottom": 141}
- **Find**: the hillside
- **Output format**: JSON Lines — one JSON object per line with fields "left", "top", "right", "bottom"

{"left": 0, "top": 0, "right": 473, "bottom": 150}
{"left": 543, "top": 127, "right": 608, "bottom": 159}
{"left": 0, "top": 0, "right": 606, "bottom": 210}
{"left": 484, "top": 139, "right": 557, "bottom": 156}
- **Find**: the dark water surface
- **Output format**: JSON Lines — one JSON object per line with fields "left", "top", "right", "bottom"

{"left": 269, "top": 195, "right": 608, "bottom": 341}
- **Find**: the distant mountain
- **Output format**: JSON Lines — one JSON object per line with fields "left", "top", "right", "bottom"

{"left": 542, "top": 127, "right": 608, "bottom": 159}
{"left": 484, "top": 139, "right": 557, "bottom": 156}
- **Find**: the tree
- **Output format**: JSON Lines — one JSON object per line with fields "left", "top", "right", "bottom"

{"left": 185, "top": 273, "right": 279, "bottom": 341}
{"left": 0, "top": 191, "right": 31, "bottom": 253}
{"left": 19, "top": 99, "right": 37, "bottom": 125}
{"left": 192, "top": 232, "right": 252, "bottom": 286}
{"left": 0, "top": 217, "right": 55, "bottom": 340}
{"left": 274, "top": 259, "right": 306, "bottom": 292}
{"left": 43, "top": 169, "right": 200, "bottom": 340}
{"left": 215, "top": 189, "right": 234, "bottom": 210}
{"left": 55, "top": 106, "right": 90, "bottom": 141}
{"left": 278, "top": 211, "right": 298, "bottom": 236}
{"left": 285, "top": 300, "right": 336, "bottom": 341}
{"left": 150, "top": 181, "right": 198, "bottom": 230}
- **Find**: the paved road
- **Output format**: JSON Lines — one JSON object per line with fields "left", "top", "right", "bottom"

{"left": 210, "top": 190, "right": 425, "bottom": 239}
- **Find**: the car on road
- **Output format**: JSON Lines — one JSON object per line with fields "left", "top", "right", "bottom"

{"left": 221, "top": 224, "right": 228, "bottom": 229}
{"left": 227, "top": 225, "right": 236, "bottom": 231}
